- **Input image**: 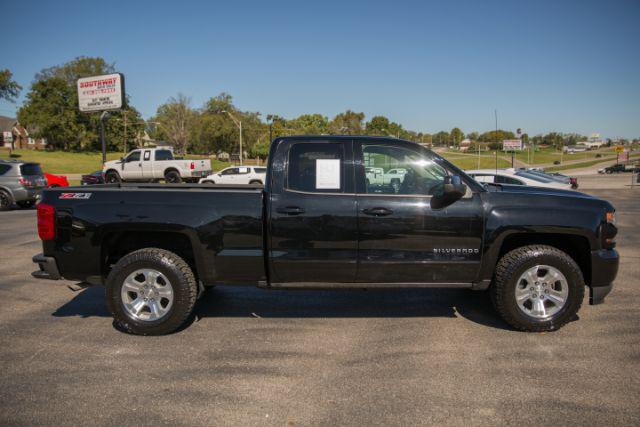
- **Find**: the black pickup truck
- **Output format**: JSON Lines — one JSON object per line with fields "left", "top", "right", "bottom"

{"left": 32, "top": 136, "right": 619, "bottom": 335}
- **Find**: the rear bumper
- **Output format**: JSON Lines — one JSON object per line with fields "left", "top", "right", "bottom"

{"left": 32, "top": 253, "right": 61, "bottom": 280}
{"left": 191, "top": 170, "right": 212, "bottom": 178}
{"left": 589, "top": 249, "right": 619, "bottom": 305}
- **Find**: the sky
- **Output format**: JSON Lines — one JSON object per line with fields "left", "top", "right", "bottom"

{"left": 1, "top": 0, "right": 639, "bottom": 138}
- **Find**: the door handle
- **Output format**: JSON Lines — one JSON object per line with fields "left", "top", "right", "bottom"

{"left": 362, "top": 207, "right": 393, "bottom": 216}
{"left": 276, "top": 206, "right": 305, "bottom": 215}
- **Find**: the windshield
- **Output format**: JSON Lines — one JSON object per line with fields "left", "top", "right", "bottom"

{"left": 20, "top": 163, "right": 43, "bottom": 176}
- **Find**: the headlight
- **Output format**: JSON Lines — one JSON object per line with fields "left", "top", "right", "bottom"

{"left": 605, "top": 211, "right": 616, "bottom": 225}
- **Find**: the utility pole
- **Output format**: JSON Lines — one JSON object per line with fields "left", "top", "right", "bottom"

{"left": 221, "top": 110, "right": 243, "bottom": 165}
{"left": 123, "top": 110, "right": 127, "bottom": 154}
{"left": 99, "top": 111, "right": 110, "bottom": 165}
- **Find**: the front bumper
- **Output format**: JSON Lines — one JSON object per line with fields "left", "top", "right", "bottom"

{"left": 32, "top": 253, "right": 61, "bottom": 280}
{"left": 589, "top": 249, "right": 619, "bottom": 305}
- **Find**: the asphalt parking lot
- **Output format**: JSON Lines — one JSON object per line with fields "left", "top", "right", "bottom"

{"left": 1, "top": 188, "right": 638, "bottom": 426}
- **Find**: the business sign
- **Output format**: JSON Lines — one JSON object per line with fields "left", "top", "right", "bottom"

{"left": 614, "top": 145, "right": 625, "bottom": 153}
{"left": 502, "top": 139, "right": 523, "bottom": 151}
{"left": 77, "top": 73, "right": 125, "bottom": 112}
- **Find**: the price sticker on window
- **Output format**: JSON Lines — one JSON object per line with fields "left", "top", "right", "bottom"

{"left": 316, "top": 159, "right": 341, "bottom": 189}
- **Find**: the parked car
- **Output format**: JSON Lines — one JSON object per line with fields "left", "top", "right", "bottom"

{"left": 199, "top": 166, "right": 266, "bottom": 185}
{"left": 521, "top": 169, "right": 578, "bottom": 189}
{"left": 81, "top": 171, "right": 105, "bottom": 186}
{"left": 103, "top": 148, "right": 212, "bottom": 183}
{"left": 0, "top": 160, "right": 47, "bottom": 210}
{"left": 598, "top": 163, "right": 639, "bottom": 174}
{"left": 466, "top": 169, "right": 573, "bottom": 190}
{"left": 45, "top": 172, "right": 69, "bottom": 188}
{"left": 33, "top": 136, "right": 618, "bottom": 335}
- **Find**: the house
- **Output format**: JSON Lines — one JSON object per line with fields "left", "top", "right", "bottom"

{"left": 0, "top": 116, "right": 47, "bottom": 150}
{"left": 459, "top": 139, "right": 472, "bottom": 152}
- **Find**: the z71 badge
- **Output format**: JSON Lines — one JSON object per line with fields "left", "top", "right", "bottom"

{"left": 59, "top": 193, "right": 92, "bottom": 200}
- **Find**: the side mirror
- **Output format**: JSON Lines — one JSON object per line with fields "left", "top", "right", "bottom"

{"left": 443, "top": 175, "right": 467, "bottom": 199}
{"left": 432, "top": 175, "right": 467, "bottom": 209}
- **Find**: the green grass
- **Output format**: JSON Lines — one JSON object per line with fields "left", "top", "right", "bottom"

{"left": 0, "top": 149, "right": 233, "bottom": 175}
{"left": 0, "top": 150, "right": 122, "bottom": 174}
{"left": 546, "top": 153, "right": 640, "bottom": 172}
{"left": 441, "top": 153, "right": 511, "bottom": 170}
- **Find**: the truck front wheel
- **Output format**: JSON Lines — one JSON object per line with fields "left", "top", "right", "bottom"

{"left": 105, "top": 171, "right": 121, "bottom": 183}
{"left": 106, "top": 248, "right": 198, "bottom": 335}
{"left": 490, "top": 245, "right": 584, "bottom": 332}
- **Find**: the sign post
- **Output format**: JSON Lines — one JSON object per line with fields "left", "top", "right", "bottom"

{"left": 502, "top": 139, "right": 522, "bottom": 168}
{"left": 77, "top": 73, "right": 125, "bottom": 166}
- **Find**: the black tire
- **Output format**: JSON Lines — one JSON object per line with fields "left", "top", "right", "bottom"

{"left": 105, "top": 170, "right": 121, "bottom": 183}
{"left": 17, "top": 200, "right": 35, "bottom": 209}
{"left": 248, "top": 180, "right": 263, "bottom": 185}
{"left": 490, "top": 245, "right": 584, "bottom": 332}
{"left": 0, "top": 190, "right": 12, "bottom": 211}
{"left": 106, "top": 248, "right": 198, "bottom": 335}
{"left": 165, "top": 170, "right": 182, "bottom": 183}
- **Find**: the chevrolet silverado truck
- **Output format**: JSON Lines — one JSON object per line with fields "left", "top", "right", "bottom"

{"left": 103, "top": 148, "right": 212, "bottom": 183}
{"left": 32, "top": 136, "right": 619, "bottom": 335}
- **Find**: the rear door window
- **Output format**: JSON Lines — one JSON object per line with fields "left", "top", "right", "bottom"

{"left": 0, "top": 164, "right": 11, "bottom": 176}
{"left": 20, "top": 163, "right": 43, "bottom": 176}
{"left": 287, "top": 142, "right": 344, "bottom": 193}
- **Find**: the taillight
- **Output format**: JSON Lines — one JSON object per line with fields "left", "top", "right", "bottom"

{"left": 19, "top": 178, "right": 33, "bottom": 188}
{"left": 190, "top": 162, "right": 195, "bottom": 170}
{"left": 37, "top": 203, "right": 56, "bottom": 241}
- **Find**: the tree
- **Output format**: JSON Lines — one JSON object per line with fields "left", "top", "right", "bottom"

{"left": 478, "top": 130, "right": 516, "bottom": 143}
{"left": 0, "top": 69, "right": 21, "bottom": 102}
{"left": 17, "top": 57, "right": 140, "bottom": 151}
{"left": 432, "top": 131, "right": 450, "bottom": 146}
{"left": 466, "top": 131, "right": 479, "bottom": 141}
{"left": 18, "top": 77, "right": 89, "bottom": 150}
{"left": 329, "top": 110, "right": 365, "bottom": 134}
{"left": 152, "top": 94, "right": 197, "bottom": 154}
{"left": 289, "top": 114, "right": 329, "bottom": 134}
{"left": 35, "top": 56, "right": 115, "bottom": 85}
{"left": 450, "top": 127, "right": 464, "bottom": 147}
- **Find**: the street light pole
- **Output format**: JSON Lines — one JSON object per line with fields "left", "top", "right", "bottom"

{"left": 222, "top": 110, "right": 243, "bottom": 165}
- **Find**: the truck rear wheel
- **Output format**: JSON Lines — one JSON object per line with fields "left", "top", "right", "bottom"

{"left": 490, "top": 245, "right": 584, "bottom": 332}
{"left": 106, "top": 248, "right": 198, "bottom": 335}
{"left": 165, "top": 170, "right": 182, "bottom": 183}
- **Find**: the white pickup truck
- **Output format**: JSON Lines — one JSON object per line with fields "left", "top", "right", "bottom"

{"left": 103, "top": 148, "right": 212, "bottom": 183}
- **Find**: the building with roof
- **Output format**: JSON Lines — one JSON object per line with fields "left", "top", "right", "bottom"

{"left": 0, "top": 116, "right": 47, "bottom": 150}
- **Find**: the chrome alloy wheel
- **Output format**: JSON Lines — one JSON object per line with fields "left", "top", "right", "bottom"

{"left": 121, "top": 268, "right": 174, "bottom": 321}
{"left": 515, "top": 265, "right": 569, "bottom": 320}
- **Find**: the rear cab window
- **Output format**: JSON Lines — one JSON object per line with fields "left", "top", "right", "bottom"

{"left": 155, "top": 150, "right": 174, "bottom": 161}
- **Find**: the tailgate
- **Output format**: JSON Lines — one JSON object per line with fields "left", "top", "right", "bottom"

{"left": 190, "top": 159, "right": 211, "bottom": 172}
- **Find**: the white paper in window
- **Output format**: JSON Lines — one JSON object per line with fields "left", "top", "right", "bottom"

{"left": 316, "top": 159, "right": 341, "bottom": 189}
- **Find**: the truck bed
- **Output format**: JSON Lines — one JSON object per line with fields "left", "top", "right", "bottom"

{"left": 40, "top": 184, "right": 266, "bottom": 285}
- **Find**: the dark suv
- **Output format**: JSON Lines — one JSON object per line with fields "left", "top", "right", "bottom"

{"left": 0, "top": 160, "right": 47, "bottom": 210}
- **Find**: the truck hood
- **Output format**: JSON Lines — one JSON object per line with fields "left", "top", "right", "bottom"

{"left": 103, "top": 160, "right": 122, "bottom": 170}
{"left": 484, "top": 183, "right": 614, "bottom": 211}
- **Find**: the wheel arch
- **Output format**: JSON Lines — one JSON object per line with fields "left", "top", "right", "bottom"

{"left": 100, "top": 229, "right": 205, "bottom": 283}
{"left": 483, "top": 232, "right": 592, "bottom": 287}
{"left": 163, "top": 167, "right": 180, "bottom": 177}
{"left": 0, "top": 185, "right": 14, "bottom": 202}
